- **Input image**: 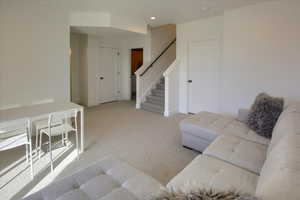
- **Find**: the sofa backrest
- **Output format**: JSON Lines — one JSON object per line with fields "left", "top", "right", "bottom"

{"left": 256, "top": 134, "right": 300, "bottom": 200}
{"left": 256, "top": 101, "right": 300, "bottom": 200}
{"left": 267, "top": 101, "right": 300, "bottom": 154}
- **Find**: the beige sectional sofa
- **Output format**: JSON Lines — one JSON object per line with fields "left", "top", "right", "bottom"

{"left": 23, "top": 101, "right": 300, "bottom": 200}
{"left": 172, "top": 101, "right": 300, "bottom": 199}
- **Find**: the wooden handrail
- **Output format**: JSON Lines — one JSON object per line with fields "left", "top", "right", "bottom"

{"left": 140, "top": 38, "right": 176, "bottom": 76}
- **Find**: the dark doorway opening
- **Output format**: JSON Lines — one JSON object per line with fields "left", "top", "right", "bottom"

{"left": 131, "top": 48, "right": 143, "bottom": 100}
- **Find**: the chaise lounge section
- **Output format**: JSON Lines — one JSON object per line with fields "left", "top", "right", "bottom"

{"left": 180, "top": 110, "right": 270, "bottom": 153}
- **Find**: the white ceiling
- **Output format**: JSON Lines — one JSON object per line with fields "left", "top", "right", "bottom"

{"left": 71, "top": 26, "right": 145, "bottom": 38}
{"left": 59, "top": 0, "right": 276, "bottom": 26}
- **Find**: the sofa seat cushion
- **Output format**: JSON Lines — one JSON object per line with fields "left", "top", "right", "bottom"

{"left": 203, "top": 135, "right": 267, "bottom": 174}
{"left": 180, "top": 112, "right": 235, "bottom": 142}
{"left": 222, "top": 120, "right": 270, "bottom": 146}
{"left": 22, "top": 157, "right": 163, "bottom": 200}
{"left": 167, "top": 155, "right": 258, "bottom": 195}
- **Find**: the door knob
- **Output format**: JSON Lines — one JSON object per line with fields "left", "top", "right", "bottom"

{"left": 100, "top": 77, "right": 104, "bottom": 80}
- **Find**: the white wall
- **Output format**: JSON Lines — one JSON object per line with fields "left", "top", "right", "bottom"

{"left": 0, "top": 1, "right": 70, "bottom": 107}
{"left": 70, "top": 33, "right": 88, "bottom": 105}
{"left": 69, "top": 12, "right": 147, "bottom": 34}
{"left": 70, "top": 33, "right": 81, "bottom": 104}
{"left": 177, "top": 1, "right": 300, "bottom": 114}
{"left": 221, "top": 1, "right": 300, "bottom": 114}
{"left": 151, "top": 24, "right": 176, "bottom": 59}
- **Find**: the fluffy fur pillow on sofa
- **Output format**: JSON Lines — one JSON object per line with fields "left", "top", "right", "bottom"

{"left": 149, "top": 188, "right": 259, "bottom": 200}
{"left": 247, "top": 93, "right": 284, "bottom": 138}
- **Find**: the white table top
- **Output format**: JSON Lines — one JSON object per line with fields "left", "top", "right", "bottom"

{"left": 0, "top": 102, "right": 83, "bottom": 123}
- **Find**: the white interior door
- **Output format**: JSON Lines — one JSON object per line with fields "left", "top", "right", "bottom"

{"left": 188, "top": 40, "right": 220, "bottom": 114}
{"left": 97, "top": 47, "right": 119, "bottom": 104}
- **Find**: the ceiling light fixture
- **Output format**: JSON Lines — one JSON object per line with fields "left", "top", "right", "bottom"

{"left": 201, "top": 7, "right": 208, "bottom": 11}
{"left": 150, "top": 16, "right": 156, "bottom": 20}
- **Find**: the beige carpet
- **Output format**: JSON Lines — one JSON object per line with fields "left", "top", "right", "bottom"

{"left": 0, "top": 101, "right": 198, "bottom": 199}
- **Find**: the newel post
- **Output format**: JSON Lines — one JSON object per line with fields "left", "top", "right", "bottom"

{"left": 135, "top": 74, "right": 141, "bottom": 109}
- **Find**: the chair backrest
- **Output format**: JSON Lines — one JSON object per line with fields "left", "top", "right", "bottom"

{"left": 0, "top": 118, "right": 30, "bottom": 150}
{"left": 48, "top": 109, "right": 78, "bottom": 129}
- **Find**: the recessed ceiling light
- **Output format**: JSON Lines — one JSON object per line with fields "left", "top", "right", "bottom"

{"left": 150, "top": 16, "right": 156, "bottom": 20}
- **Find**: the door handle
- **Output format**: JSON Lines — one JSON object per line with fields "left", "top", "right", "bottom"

{"left": 188, "top": 80, "right": 192, "bottom": 83}
{"left": 100, "top": 77, "right": 104, "bottom": 80}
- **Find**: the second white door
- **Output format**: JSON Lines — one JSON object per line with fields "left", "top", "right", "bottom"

{"left": 97, "top": 47, "right": 119, "bottom": 104}
{"left": 188, "top": 40, "right": 220, "bottom": 114}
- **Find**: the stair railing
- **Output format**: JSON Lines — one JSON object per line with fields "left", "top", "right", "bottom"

{"left": 135, "top": 38, "right": 176, "bottom": 109}
{"left": 140, "top": 38, "right": 176, "bottom": 76}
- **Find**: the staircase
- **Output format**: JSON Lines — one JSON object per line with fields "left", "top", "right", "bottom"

{"left": 141, "top": 78, "right": 165, "bottom": 114}
{"left": 136, "top": 38, "right": 176, "bottom": 115}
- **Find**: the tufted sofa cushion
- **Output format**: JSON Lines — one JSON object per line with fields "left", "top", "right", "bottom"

{"left": 180, "top": 112, "right": 235, "bottom": 141}
{"left": 180, "top": 112, "right": 269, "bottom": 152}
{"left": 22, "top": 157, "right": 163, "bottom": 200}
{"left": 167, "top": 155, "right": 258, "bottom": 195}
{"left": 203, "top": 134, "right": 267, "bottom": 174}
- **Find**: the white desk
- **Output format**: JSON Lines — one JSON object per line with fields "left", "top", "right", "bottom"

{"left": 0, "top": 102, "right": 85, "bottom": 153}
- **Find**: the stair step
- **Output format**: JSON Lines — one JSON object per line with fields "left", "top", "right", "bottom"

{"left": 152, "top": 89, "right": 165, "bottom": 97}
{"left": 147, "top": 95, "right": 164, "bottom": 105}
{"left": 141, "top": 102, "right": 164, "bottom": 114}
{"left": 156, "top": 83, "right": 165, "bottom": 89}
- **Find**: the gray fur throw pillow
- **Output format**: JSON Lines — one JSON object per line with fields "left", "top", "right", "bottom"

{"left": 149, "top": 188, "right": 259, "bottom": 200}
{"left": 247, "top": 93, "right": 284, "bottom": 138}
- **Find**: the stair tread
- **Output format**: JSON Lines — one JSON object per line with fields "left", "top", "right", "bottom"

{"left": 148, "top": 95, "right": 164, "bottom": 100}
{"left": 153, "top": 88, "right": 164, "bottom": 92}
{"left": 141, "top": 105, "right": 164, "bottom": 114}
{"left": 141, "top": 107, "right": 163, "bottom": 114}
{"left": 142, "top": 102, "right": 164, "bottom": 109}
{"left": 140, "top": 77, "right": 165, "bottom": 115}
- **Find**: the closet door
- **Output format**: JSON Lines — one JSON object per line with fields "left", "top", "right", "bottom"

{"left": 188, "top": 40, "right": 220, "bottom": 114}
{"left": 97, "top": 47, "right": 118, "bottom": 104}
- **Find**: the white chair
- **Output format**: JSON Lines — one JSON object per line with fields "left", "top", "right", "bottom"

{"left": 39, "top": 109, "right": 79, "bottom": 172}
{"left": 0, "top": 118, "right": 33, "bottom": 178}
{"left": 31, "top": 99, "right": 56, "bottom": 156}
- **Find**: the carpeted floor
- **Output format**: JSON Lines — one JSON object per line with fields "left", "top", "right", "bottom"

{"left": 0, "top": 101, "right": 198, "bottom": 200}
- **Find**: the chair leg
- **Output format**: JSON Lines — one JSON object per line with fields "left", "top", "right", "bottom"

{"left": 61, "top": 132, "right": 65, "bottom": 146}
{"left": 29, "top": 141, "right": 34, "bottom": 179}
{"left": 39, "top": 132, "right": 43, "bottom": 159}
{"left": 65, "top": 131, "right": 69, "bottom": 146}
{"left": 35, "top": 127, "right": 39, "bottom": 156}
{"left": 25, "top": 144, "right": 29, "bottom": 163}
{"left": 49, "top": 135, "right": 53, "bottom": 172}
{"left": 75, "top": 130, "right": 79, "bottom": 160}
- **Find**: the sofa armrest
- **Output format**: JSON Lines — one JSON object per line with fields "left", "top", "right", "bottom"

{"left": 238, "top": 109, "right": 251, "bottom": 123}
